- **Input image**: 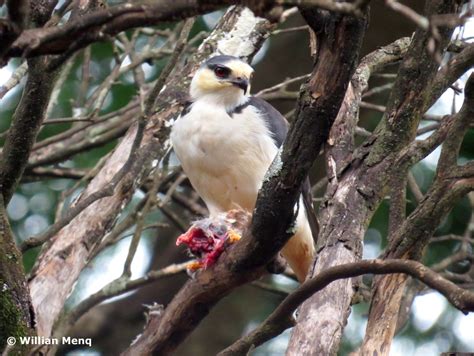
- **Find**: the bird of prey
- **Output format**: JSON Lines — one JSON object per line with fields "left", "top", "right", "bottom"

{"left": 171, "top": 55, "right": 317, "bottom": 282}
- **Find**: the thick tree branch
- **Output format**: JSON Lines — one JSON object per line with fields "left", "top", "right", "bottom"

{"left": 398, "top": 114, "right": 456, "bottom": 167}
{"left": 0, "top": 0, "right": 29, "bottom": 62}
{"left": 7, "top": 0, "right": 30, "bottom": 30}
{"left": 2, "top": 0, "right": 367, "bottom": 63}
{"left": 0, "top": 0, "right": 98, "bottom": 204}
{"left": 287, "top": 36, "right": 415, "bottom": 356}
{"left": 391, "top": 72, "right": 474, "bottom": 259}
{"left": 328, "top": 37, "right": 410, "bottom": 170}
{"left": 388, "top": 171, "right": 407, "bottom": 240}
{"left": 0, "top": 194, "right": 34, "bottom": 353}
{"left": 361, "top": 55, "right": 472, "bottom": 356}
{"left": 219, "top": 258, "right": 474, "bottom": 355}
{"left": 365, "top": 0, "right": 460, "bottom": 167}
{"left": 436, "top": 72, "right": 474, "bottom": 174}
{"left": 429, "top": 42, "right": 474, "bottom": 107}
{"left": 0, "top": 58, "right": 60, "bottom": 204}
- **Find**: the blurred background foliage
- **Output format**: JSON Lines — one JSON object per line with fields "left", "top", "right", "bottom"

{"left": 0, "top": 1, "right": 473, "bottom": 355}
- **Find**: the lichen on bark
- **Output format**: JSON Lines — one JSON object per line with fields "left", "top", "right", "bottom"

{"left": 0, "top": 195, "right": 34, "bottom": 353}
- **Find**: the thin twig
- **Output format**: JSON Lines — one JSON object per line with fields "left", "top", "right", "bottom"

{"left": 362, "top": 82, "right": 393, "bottom": 99}
{"left": 251, "top": 280, "right": 291, "bottom": 297}
{"left": 122, "top": 18, "right": 195, "bottom": 277}
{"left": 385, "top": 0, "right": 429, "bottom": 30}
{"left": 91, "top": 197, "right": 148, "bottom": 259}
{"left": 272, "top": 25, "right": 309, "bottom": 36}
{"left": 360, "top": 101, "right": 386, "bottom": 112}
{"left": 122, "top": 168, "right": 161, "bottom": 278}
{"left": 0, "top": 62, "right": 28, "bottom": 99}
{"left": 407, "top": 171, "right": 424, "bottom": 203}
{"left": 255, "top": 74, "right": 309, "bottom": 97}
{"left": 42, "top": 117, "right": 94, "bottom": 125}
{"left": 144, "top": 18, "right": 195, "bottom": 116}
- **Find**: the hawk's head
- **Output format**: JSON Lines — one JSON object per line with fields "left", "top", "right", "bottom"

{"left": 190, "top": 55, "right": 254, "bottom": 107}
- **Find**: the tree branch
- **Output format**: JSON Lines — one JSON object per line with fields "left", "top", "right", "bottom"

{"left": 219, "top": 258, "right": 474, "bottom": 355}
{"left": 287, "top": 36, "right": 413, "bottom": 356}
{"left": 0, "top": 57, "right": 60, "bottom": 204}
{"left": 2, "top": 0, "right": 367, "bottom": 63}
{"left": 51, "top": 262, "right": 189, "bottom": 344}
{"left": 361, "top": 40, "right": 472, "bottom": 355}
{"left": 328, "top": 37, "right": 411, "bottom": 168}
{"left": 429, "top": 42, "right": 474, "bottom": 107}
{"left": 0, "top": 0, "right": 29, "bottom": 62}
{"left": 365, "top": 0, "right": 460, "bottom": 167}
{"left": 0, "top": 192, "right": 34, "bottom": 353}
{"left": 391, "top": 72, "right": 474, "bottom": 259}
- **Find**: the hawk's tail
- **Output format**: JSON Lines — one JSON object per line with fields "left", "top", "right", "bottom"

{"left": 281, "top": 208, "right": 316, "bottom": 282}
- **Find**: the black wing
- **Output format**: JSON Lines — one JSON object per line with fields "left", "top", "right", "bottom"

{"left": 247, "top": 96, "right": 319, "bottom": 244}
{"left": 246, "top": 97, "right": 288, "bottom": 147}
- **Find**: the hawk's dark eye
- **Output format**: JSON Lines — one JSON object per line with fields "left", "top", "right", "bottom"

{"left": 214, "top": 66, "right": 230, "bottom": 78}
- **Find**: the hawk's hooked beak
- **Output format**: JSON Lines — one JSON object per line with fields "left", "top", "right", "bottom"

{"left": 231, "top": 78, "right": 249, "bottom": 94}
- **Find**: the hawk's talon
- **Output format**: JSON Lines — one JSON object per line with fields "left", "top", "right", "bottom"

{"left": 227, "top": 229, "right": 241, "bottom": 243}
{"left": 187, "top": 261, "right": 203, "bottom": 271}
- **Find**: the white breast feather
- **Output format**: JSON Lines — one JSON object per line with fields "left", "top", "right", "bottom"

{"left": 171, "top": 101, "right": 277, "bottom": 216}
